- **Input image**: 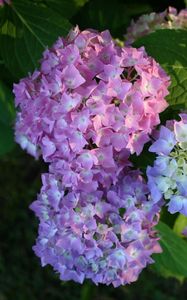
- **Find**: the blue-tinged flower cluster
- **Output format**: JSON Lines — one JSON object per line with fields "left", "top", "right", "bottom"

{"left": 147, "top": 114, "right": 187, "bottom": 215}
{"left": 30, "top": 169, "right": 161, "bottom": 287}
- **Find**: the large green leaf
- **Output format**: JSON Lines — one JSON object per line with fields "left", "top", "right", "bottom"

{"left": 0, "top": 81, "right": 15, "bottom": 125}
{"left": 74, "top": 0, "right": 151, "bottom": 37}
{"left": 0, "top": 81, "right": 15, "bottom": 155}
{"left": 0, "top": 56, "right": 15, "bottom": 85}
{"left": 45, "top": 0, "right": 89, "bottom": 19}
{"left": 152, "top": 221, "right": 187, "bottom": 279}
{"left": 134, "top": 29, "right": 187, "bottom": 109}
{"left": 80, "top": 282, "right": 94, "bottom": 300}
{"left": 0, "top": 122, "right": 15, "bottom": 155}
{"left": 0, "top": 0, "right": 71, "bottom": 79}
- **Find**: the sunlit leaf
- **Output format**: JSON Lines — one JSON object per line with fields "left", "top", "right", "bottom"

{"left": 0, "top": 0, "right": 71, "bottom": 79}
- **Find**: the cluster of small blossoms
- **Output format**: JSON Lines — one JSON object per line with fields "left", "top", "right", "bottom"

{"left": 147, "top": 114, "right": 187, "bottom": 216}
{"left": 125, "top": 6, "right": 187, "bottom": 45}
{"left": 13, "top": 27, "right": 168, "bottom": 286}
{"left": 14, "top": 26, "right": 170, "bottom": 167}
{"left": 30, "top": 169, "right": 161, "bottom": 287}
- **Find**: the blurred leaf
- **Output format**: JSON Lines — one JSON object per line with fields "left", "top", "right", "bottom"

{"left": 134, "top": 29, "right": 187, "bottom": 109}
{"left": 173, "top": 214, "right": 187, "bottom": 237}
{"left": 0, "top": 0, "right": 71, "bottom": 79}
{"left": 0, "top": 122, "right": 15, "bottom": 155}
{"left": 45, "top": 0, "right": 88, "bottom": 19}
{"left": 0, "top": 81, "right": 15, "bottom": 156}
{"left": 0, "top": 56, "right": 15, "bottom": 84}
{"left": 74, "top": 0, "right": 151, "bottom": 37}
{"left": 0, "top": 81, "right": 15, "bottom": 125}
{"left": 80, "top": 283, "right": 94, "bottom": 300}
{"left": 160, "top": 206, "right": 178, "bottom": 228}
{"left": 152, "top": 221, "right": 187, "bottom": 279}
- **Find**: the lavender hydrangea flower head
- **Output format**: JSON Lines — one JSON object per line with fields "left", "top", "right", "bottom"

{"left": 125, "top": 6, "right": 187, "bottom": 45}
{"left": 147, "top": 114, "right": 187, "bottom": 216}
{"left": 14, "top": 26, "right": 170, "bottom": 167}
{"left": 30, "top": 169, "right": 161, "bottom": 287}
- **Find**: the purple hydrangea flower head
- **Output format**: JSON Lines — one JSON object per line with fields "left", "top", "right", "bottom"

{"left": 124, "top": 7, "right": 187, "bottom": 45}
{"left": 30, "top": 169, "right": 161, "bottom": 287}
{"left": 147, "top": 114, "right": 187, "bottom": 216}
{"left": 14, "top": 26, "right": 170, "bottom": 166}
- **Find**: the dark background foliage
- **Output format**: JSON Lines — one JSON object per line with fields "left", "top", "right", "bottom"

{"left": 0, "top": 0, "right": 187, "bottom": 299}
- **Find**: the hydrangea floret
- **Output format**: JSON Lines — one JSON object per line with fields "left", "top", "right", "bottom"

{"left": 125, "top": 6, "right": 187, "bottom": 45}
{"left": 147, "top": 114, "right": 187, "bottom": 216}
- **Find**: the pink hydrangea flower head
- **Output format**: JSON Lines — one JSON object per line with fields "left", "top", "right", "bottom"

{"left": 125, "top": 7, "right": 187, "bottom": 45}
{"left": 30, "top": 169, "right": 161, "bottom": 287}
{"left": 14, "top": 27, "right": 170, "bottom": 176}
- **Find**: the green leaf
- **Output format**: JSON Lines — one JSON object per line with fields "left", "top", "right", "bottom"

{"left": 0, "top": 55, "right": 15, "bottom": 84}
{"left": 0, "top": 81, "right": 15, "bottom": 156}
{"left": 0, "top": 0, "right": 71, "bottom": 79}
{"left": 133, "top": 29, "right": 187, "bottom": 109}
{"left": 80, "top": 283, "right": 94, "bottom": 300}
{"left": 152, "top": 221, "right": 187, "bottom": 279}
{"left": 0, "top": 81, "right": 15, "bottom": 125}
{"left": 160, "top": 206, "right": 178, "bottom": 228}
{"left": 74, "top": 0, "right": 151, "bottom": 37}
{"left": 0, "top": 122, "right": 15, "bottom": 155}
{"left": 45, "top": 0, "right": 88, "bottom": 19}
{"left": 173, "top": 214, "right": 187, "bottom": 237}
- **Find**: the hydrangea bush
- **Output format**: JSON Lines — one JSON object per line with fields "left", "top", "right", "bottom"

{"left": 13, "top": 26, "right": 170, "bottom": 286}
{"left": 1, "top": 0, "right": 187, "bottom": 290}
